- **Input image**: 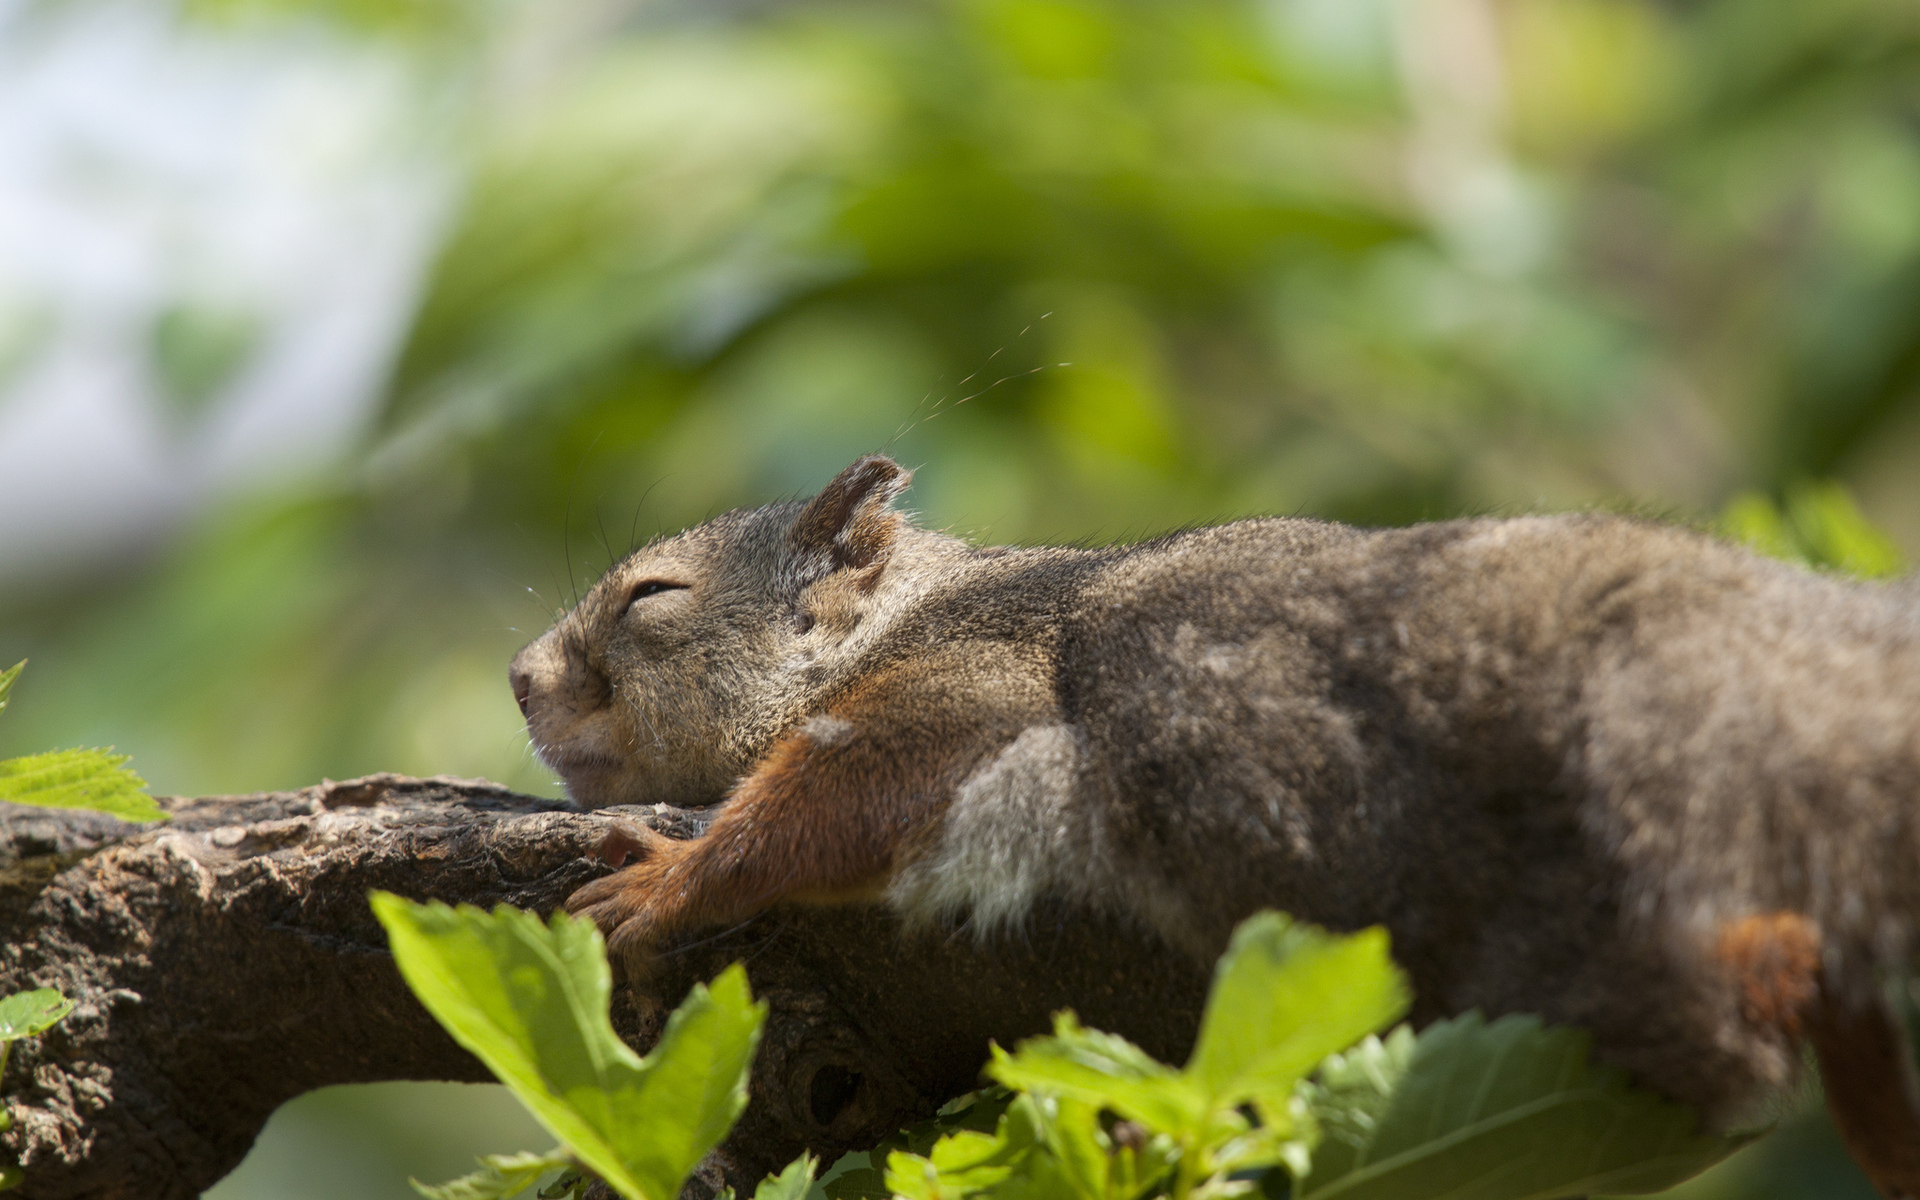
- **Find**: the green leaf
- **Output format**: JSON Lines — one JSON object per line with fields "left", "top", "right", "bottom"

{"left": 1300, "top": 1013, "right": 1745, "bottom": 1200}
{"left": 0, "top": 989, "right": 74, "bottom": 1042}
{"left": 989, "top": 1011, "right": 1205, "bottom": 1134}
{"left": 1298, "top": 1026, "right": 1417, "bottom": 1186}
{"left": 887, "top": 1130, "right": 1022, "bottom": 1199}
{"left": 884, "top": 1092, "right": 1054, "bottom": 1200}
{"left": 412, "top": 1149, "right": 574, "bottom": 1200}
{"left": 1188, "top": 914, "right": 1409, "bottom": 1116}
{"left": 753, "top": 1155, "right": 818, "bottom": 1200}
{"left": 0, "top": 748, "right": 169, "bottom": 822}
{"left": 0, "top": 661, "right": 21, "bottom": 718}
{"left": 1033, "top": 1096, "right": 1106, "bottom": 1200}
{"left": 371, "top": 894, "right": 766, "bottom": 1200}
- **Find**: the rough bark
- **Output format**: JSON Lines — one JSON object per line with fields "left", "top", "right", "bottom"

{"left": 0, "top": 775, "right": 1207, "bottom": 1200}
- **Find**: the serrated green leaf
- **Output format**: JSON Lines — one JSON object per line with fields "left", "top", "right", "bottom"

{"left": 412, "top": 1148, "right": 574, "bottom": 1199}
{"left": 885, "top": 1091, "right": 1052, "bottom": 1200}
{"left": 888, "top": 1130, "right": 1020, "bottom": 1199}
{"left": 0, "top": 989, "right": 74, "bottom": 1042}
{"left": 0, "top": 661, "right": 22, "bottom": 718}
{"left": 989, "top": 1012, "right": 1205, "bottom": 1134}
{"left": 754, "top": 1154, "right": 817, "bottom": 1200}
{"left": 1299, "top": 1026, "right": 1417, "bottom": 1185}
{"left": 0, "top": 748, "right": 168, "bottom": 822}
{"left": 1029, "top": 1095, "right": 1108, "bottom": 1200}
{"left": 1189, "top": 914, "right": 1408, "bottom": 1117}
{"left": 1300, "top": 1013, "right": 1744, "bottom": 1200}
{"left": 372, "top": 894, "right": 765, "bottom": 1200}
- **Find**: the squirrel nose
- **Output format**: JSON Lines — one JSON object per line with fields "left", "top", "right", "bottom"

{"left": 509, "top": 666, "right": 533, "bottom": 718}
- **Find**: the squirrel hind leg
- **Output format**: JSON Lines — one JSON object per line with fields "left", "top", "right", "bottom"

{"left": 1715, "top": 913, "right": 1920, "bottom": 1200}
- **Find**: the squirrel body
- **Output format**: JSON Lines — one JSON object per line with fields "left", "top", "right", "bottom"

{"left": 511, "top": 456, "right": 1920, "bottom": 1195}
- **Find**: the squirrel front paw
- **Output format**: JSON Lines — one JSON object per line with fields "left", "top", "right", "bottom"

{"left": 565, "top": 820, "right": 688, "bottom": 961}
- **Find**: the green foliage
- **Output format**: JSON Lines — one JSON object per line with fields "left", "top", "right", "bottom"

{"left": 372, "top": 895, "right": 766, "bottom": 1200}
{"left": 834, "top": 913, "right": 1742, "bottom": 1200}
{"left": 1299, "top": 1015, "right": 1743, "bottom": 1199}
{"left": 0, "top": 662, "right": 166, "bottom": 823}
{"left": 384, "top": 904, "right": 1750, "bottom": 1200}
{"left": 16, "top": 0, "right": 1920, "bottom": 831}
{"left": 978, "top": 914, "right": 1408, "bottom": 1197}
{"left": 0, "top": 988, "right": 74, "bottom": 1191}
{"left": 1720, "top": 483, "right": 1907, "bottom": 579}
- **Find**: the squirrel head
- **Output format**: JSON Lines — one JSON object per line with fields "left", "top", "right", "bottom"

{"left": 509, "top": 454, "right": 922, "bottom": 807}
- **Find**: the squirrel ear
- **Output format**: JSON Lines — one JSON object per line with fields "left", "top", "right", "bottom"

{"left": 790, "top": 455, "right": 912, "bottom": 572}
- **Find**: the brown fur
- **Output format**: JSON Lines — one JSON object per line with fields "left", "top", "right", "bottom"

{"left": 512, "top": 455, "right": 1920, "bottom": 1195}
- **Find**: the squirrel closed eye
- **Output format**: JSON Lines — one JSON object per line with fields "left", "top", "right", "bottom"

{"left": 624, "top": 580, "right": 686, "bottom": 612}
{"left": 513, "top": 453, "right": 1920, "bottom": 1200}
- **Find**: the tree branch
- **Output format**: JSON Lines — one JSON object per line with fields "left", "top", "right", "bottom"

{"left": 0, "top": 776, "right": 1207, "bottom": 1200}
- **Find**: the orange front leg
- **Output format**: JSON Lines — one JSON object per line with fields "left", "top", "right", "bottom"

{"left": 566, "top": 708, "right": 973, "bottom": 960}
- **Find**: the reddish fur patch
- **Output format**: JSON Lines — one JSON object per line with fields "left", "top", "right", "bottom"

{"left": 1714, "top": 912, "right": 1920, "bottom": 1200}
{"left": 1713, "top": 911, "right": 1822, "bottom": 1037}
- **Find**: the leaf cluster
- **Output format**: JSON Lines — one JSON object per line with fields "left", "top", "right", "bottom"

{"left": 825, "top": 915, "right": 1739, "bottom": 1200}
{"left": 379, "top": 902, "right": 1749, "bottom": 1200}
{"left": 372, "top": 894, "right": 777, "bottom": 1200}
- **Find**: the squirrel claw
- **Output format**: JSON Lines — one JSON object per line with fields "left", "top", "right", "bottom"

{"left": 564, "top": 865, "right": 645, "bottom": 920}
{"left": 565, "top": 867, "right": 673, "bottom": 977}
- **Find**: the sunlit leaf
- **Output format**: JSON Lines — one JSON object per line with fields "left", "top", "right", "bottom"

{"left": 1188, "top": 913, "right": 1408, "bottom": 1117}
{"left": 0, "top": 749, "right": 168, "bottom": 822}
{"left": 372, "top": 894, "right": 765, "bottom": 1200}
{"left": 753, "top": 1154, "right": 818, "bottom": 1200}
{"left": 989, "top": 1012, "right": 1204, "bottom": 1135}
{"left": 0, "top": 661, "right": 21, "bottom": 717}
{"left": 885, "top": 1095, "right": 1051, "bottom": 1200}
{"left": 0, "top": 989, "right": 74, "bottom": 1042}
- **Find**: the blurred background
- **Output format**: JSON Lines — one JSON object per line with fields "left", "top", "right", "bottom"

{"left": 0, "top": 0, "right": 1913, "bottom": 1194}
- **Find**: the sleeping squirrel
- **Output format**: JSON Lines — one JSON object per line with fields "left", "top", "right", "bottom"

{"left": 510, "top": 455, "right": 1920, "bottom": 1197}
